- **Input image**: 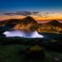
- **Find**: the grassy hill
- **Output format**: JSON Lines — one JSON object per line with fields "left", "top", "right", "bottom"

{"left": 0, "top": 44, "right": 62, "bottom": 62}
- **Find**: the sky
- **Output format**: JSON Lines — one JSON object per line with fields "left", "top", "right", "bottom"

{"left": 0, "top": 0, "right": 62, "bottom": 21}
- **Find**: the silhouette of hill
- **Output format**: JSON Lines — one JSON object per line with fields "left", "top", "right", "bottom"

{"left": 0, "top": 16, "right": 37, "bottom": 25}
{"left": 48, "top": 20, "right": 60, "bottom": 25}
{"left": 4, "top": 19, "right": 21, "bottom": 25}
{"left": 21, "top": 16, "right": 37, "bottom": 24}
{"left": 47, "top": 20, "right": 62, "bottom": 27}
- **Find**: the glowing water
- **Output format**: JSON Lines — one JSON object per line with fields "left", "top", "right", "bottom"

{"left": 3, "top": 30, "right": 44, "bottom": 38}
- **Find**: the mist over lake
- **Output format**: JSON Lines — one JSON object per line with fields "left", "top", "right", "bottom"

{"left": 3, "top": 30, "right": 44, "bottom": 38}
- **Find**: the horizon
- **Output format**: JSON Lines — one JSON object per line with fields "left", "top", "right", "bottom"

{"left": 0, "top": 0, "right": 62, "bottom": 22}
{"left": 0, "top": 16, "right": 62, "bottom": 23}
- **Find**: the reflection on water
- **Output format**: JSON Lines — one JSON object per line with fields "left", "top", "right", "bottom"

{"left": 3, "top": 30, "right": 44, "bottom": 38}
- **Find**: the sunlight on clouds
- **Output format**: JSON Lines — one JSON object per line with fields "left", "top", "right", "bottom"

{"left": 0, "top": 11, "right": 62, "bottom": 21}
{"left": 0, "top": 15, "right": 25, "bottom": 20}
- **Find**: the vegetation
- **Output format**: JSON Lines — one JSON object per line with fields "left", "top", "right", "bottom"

{"left": 0, "top": 37, "right": 62, "bottom": 62}
{"left": 0, "top": 16, "right": 62, "bottom": 62}
{"left": 0, "top": 44, "right": 62, "bottom": 62}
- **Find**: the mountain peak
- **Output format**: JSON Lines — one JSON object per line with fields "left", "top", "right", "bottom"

{"left": 48, "top": 20, "right": 60, "bottom": 26}
{"left": 50, "top": 20, "right": 59, "bottom": 23}
{"left": 22, "top": 16, "right": 37, "bottom": 24}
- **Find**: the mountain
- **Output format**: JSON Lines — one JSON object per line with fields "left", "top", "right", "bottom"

{"left": 13, "top": 16, "right": 38, "bottom": 30}
{"left": 37, "top": 20, "right": 62, "bottom": 33}
{"left": 4, "top": 19, "right": 21, "bottom": 25}
{"left": 47, "top": 20, "right": 62, "bottom": 29}
{"left": 21, "top": 16, "right": 37, "bottom": 24}
{"left": 0, "top": 16, "right": 37, "bottom": 25}
{"left": 47, "top": 20, "right": 61, "bottom": 26}
{"left": 0, "top": 16, "right": 38, "bottom": 31}
{"left": 0, "top": 17, "right": 62, "bottom": 33}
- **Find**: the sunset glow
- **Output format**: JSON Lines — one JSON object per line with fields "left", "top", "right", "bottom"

{"left": 0, "top": 0, "right": 62, "bottom": 22}
{"left": 0, "top": 12, "right": 62, "bottom": 22}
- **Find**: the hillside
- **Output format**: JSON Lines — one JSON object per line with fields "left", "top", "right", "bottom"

{"left": 37, "top": 20, "right": 62, "bottom": 33}
{"left": 0, "top": 17, "right": 62, "bottom": 33}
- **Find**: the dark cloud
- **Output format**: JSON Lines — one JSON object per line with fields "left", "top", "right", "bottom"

{"left": 4, "top": 11, "right": 39, "bottom": 16}
{"left": 4, "top": 13, "right": 15, "bottom": 16}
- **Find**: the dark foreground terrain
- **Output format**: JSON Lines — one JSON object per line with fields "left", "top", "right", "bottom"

{"left": 0, "top": 37, "right": 62, "bottom": 62}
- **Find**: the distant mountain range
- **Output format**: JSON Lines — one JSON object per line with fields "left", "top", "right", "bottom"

{"left": 0, "top": 16, "right": 62, "bottom": 33}
{"left": 47, "top": 20, "right": 62, "bottom": 27}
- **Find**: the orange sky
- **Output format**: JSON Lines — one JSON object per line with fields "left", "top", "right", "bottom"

{"left": 0, "top": 13, "right": 62, "bottom": 22}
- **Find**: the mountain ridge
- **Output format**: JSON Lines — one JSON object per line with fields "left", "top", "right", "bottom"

{"left": 0, "top": 16, "right": 62, "bottom": 33}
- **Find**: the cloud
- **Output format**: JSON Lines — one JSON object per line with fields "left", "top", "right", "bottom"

{"left": 4, "top": 11, "right": 39, "bottom": 16}
{"left": 4, "top": 11, "right": 55, "bottom": 18}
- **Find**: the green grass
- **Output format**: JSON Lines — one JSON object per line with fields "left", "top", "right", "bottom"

{"left": 45, "top": 51, "right": 62, "bottom": 62}
{"left": 0, "top": 44, "right": 62, "bottom": 62}
{"left": 0, "top": 45, "right": 24, "bottom": 62}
